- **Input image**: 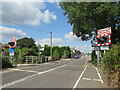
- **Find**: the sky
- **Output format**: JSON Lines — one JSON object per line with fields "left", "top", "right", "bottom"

{"left": 0, "top": 0, "right": 92, "bottom": 53}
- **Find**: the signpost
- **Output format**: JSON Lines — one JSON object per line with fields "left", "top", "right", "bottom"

{"left": 93, "top": 27, "right": 112, "bottom": 66}
{"left": 95, "top": 27, "right": 111, "bottom": 46}
{"left": 8, "top": 37, "right": 17, "bottom": 63}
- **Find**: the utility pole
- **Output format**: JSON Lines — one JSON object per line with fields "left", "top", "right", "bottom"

{"left": 50, "top": 32, "right": 52, "bottom": 61}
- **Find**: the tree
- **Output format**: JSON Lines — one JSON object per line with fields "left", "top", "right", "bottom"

{"left": 17, "top": 37, "right": 38, "bottom": 50}
{"left": 41, "top": 45, "right": 50, "bottom": 56}
{"left": 75, "top": 50, "right": 81, "bottom": 55}
{"left": 60, "top": 46, "right": 71, "bottom": 56}
{"left": 53, "top": 46, "right": 61, "bottom": 54}
{"left": 63, "top": 50, "right": 71, "bottom": 58}
{"left": 16, "top": 37, "right": 39, "bottom": 56}
{"left": 60, "top": 2, "right": 120, "bottom": 43}
{"left": 16, "top": 37, "right": 38, "bottom": 50}
{"left": 53, "top": 50, "right": 60, "bottom": 57}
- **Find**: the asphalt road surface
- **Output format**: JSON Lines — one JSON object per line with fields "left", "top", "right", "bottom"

{"left": 1, "top": 56, "right": 107, "bottom": 89}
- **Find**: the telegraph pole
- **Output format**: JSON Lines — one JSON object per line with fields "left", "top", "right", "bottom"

{"left": 50, "top": 32, "right": 52, "bottom": 61}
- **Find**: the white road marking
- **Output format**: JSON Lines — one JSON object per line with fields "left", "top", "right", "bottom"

{"left": 0, "top": 69, "right": 15, "bottom": 74}
{"left": 82, "top": 78, "right": 101, "bottom": 82}
{"left": 0, "top": 63, "right": 69, "bottom": 88}
{"left": 95, "top": 67, "right": 104, "bottom": 84}
{"left": 1, "top": 73, "right": 38, "bottom": 88}
{"left": 83, "top": 59, "right": 87, "bottom": 67}
{"left": 93, "top": 79, "right": 101, "bottom": 82}
{"left": 13, "top": 69, "right": 39, "bottom": 73}
{"left": 72, "top": 66, "right": 87, "bottom": 90}
{"left": 1, "top": 57, "right": 86, "bottom": 89}
{"left": 82, "top": 78, "right": 91, "bottom": 80}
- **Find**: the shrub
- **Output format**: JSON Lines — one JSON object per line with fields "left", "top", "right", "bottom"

{"left": 53, "top": 50, "right": 60, "bottom": 57}
{"left": 102, "top": 44, "right": 120, "bottom": 73}
{"left": 2, "top": 57, "right": 13, "bottom": 68}
{"left": 101, "top": 44, "right": 120, "bottom": 88}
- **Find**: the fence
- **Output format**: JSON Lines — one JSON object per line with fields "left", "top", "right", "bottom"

{"left": 24, "top": 56, "right": 38, "bottom": 64}
{"left": 2, "top": 56, "right": 61, "bottom": 64}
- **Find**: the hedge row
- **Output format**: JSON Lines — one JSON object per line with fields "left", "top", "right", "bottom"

{"left": 102, "top": 44, "right": 120, "bottom": 88}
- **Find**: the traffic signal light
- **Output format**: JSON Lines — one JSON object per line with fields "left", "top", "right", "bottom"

{"left": 96, "top": 36, "right": 108, "bottom": 44}
{"left": 95, "top": 35, "right": 111, "bottom": 46}
{"left": 8, "top": 42, "right": 15, "bottom": 46}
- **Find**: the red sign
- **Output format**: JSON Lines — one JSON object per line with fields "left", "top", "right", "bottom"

{"left": 10, "top": 37, "right": 16, "bottom": 42}
{"left": 96, "top": 27, "right": 111, "bottom": 38}
{"left": 9, "top": 37, "right": 17, "bottom": 48}
{"left": 95, "top": 27, "right": 111, "bottom": 46}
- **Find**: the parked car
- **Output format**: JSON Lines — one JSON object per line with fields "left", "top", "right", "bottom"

{"left": 78, "top": 55, "right": 81, "bottom": 58}
{"left": 74, "top": 55, "right": 78, "bottom": 59}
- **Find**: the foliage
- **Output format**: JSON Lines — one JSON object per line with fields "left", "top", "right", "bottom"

{"left": 53, "top": 46, "right": 61, "bottom": 55}
{"left": 17, "top": 37, "right": 35, "bottom": 48}
{"left": 102, "top": 44, "right": 120, "bottom": 73}
{"left": 2, "top": 57, "right": 13, "bottom": 68}
{"left": 63, "top": 50, "right": 71, "bottom": 58}
{"left": 3, "top": 48, "right": 9, "bottom": 56}
{"left": 41, "top": 45, "right": 50, "bottom": 56}
{"left": 60, "top": 2, "right": 120, "bottom": 43}
{"left": 41, "top": 45, "right": 71, "bottom": 58}
{"left": 60, "top": 46, "right": 71, "bottom": 56}
{"left": 74, "top": 50, "right": 81, "bottom": 55}
{"left": 53, "top": 50, "right": 60, "bottom": 57}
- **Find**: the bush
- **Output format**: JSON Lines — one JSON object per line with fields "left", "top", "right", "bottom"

{"left": 102, "top": 44, "right": 120, "bottom": 73}
{"left": 53, "top": 50, "right": 60, "bottom": 57}
{"left": 2, "top": 57, "right": 13, "bottom": 68}
{"left": 101, "top": 44, "right": 120, "bottom": 88}
{"left": 62, "top": 50, "right": 71, "bottom": 58}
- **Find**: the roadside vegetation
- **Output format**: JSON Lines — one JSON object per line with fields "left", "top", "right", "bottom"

{"left": 2, "top": 37, "right": 81, "bottom": 68}
{"left": 101, "top": 44, "right": 120, "bottom": 88}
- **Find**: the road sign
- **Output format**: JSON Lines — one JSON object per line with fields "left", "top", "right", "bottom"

{"left": 97, "top": 27, "right": 111, "bottom": 37}
{"left": 10, "top": 48, "right": 15, "bottom": 53}
{"left": 9, "top": 52, "right": 14, "bottom": 56}
{"left": 95, "top": 27, "right": 111, "bottom": 46}
{"left": 100, "top": 46, "right": 109, "bottom": 50}
{"left": 10, "top": 37, "right": 16, "bottom": 42}
{"left": 39, "top": 47, "right": 44, "bottom": 51}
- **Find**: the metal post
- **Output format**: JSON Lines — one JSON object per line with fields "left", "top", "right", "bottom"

{"left": 19, "top": 49, "right": 21, "bottom": 64}
{"left": 97, "top": 46, "right": 100, "bottom": 67}
{"left": 32, "top": 56, "right": 33, "bottom": 64}
{"left": 50, "top": 32, "right": 52, "bottom": 61}
{"left": 26, "top": 56, "right": 27, "bottom": 64}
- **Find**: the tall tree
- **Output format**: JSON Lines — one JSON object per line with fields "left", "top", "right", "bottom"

{"left": 16, "top": 37, "right": 39, "bottom": 55}
{"left": 60, "top": 2, "right": 120, "bottom": 43}
{"left": 41, "top": 45, "right": 50, "bottom": 56}
{"left": 17, "top": 37, "right": 37, "bottom": 48}
{"left": 53, "top": 50, "right": 60, "bottom": 57}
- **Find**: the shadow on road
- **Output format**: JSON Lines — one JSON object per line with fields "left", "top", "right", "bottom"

{"left": 87, "top": 60, "right": 92, "bottom": 63}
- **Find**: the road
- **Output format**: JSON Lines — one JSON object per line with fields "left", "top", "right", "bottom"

{"left": 1, "top": 56, "right": 107, "bottom": 89}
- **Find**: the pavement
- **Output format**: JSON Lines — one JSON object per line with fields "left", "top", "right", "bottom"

{"left": 0, "top": 56, "right": 107, "bottom": 89}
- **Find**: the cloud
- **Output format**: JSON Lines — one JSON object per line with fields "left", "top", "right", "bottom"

{"left": 36, "top": 38, "right": 62, "bottom": 46}
{"left": 43, "top": 10, "right": 57, "bottom": 24}
{"left": 1, "top": 2, "right": 57, "bottom": 25}
{"left": 64, "top": 32, "right": 81, "bottom": 42}
{"left": 0, "top": 26, "right": 27, "bottom": 41}
{"left": 75, "top": 45, "right": 92, "bottom": 53}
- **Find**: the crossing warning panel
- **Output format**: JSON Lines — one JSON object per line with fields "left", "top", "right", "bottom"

{"left": 95, "top": 27, "right": 111, "bottom": 46}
